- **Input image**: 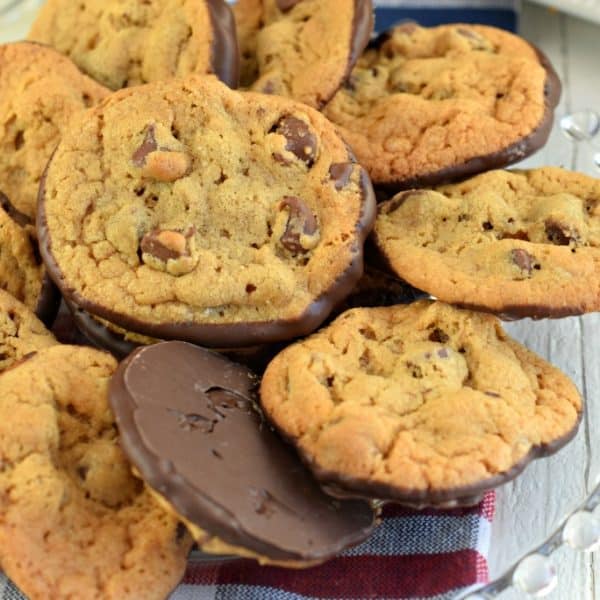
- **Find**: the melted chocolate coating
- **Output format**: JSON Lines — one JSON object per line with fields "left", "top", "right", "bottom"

{"left": 109, "top": 342, "right": 377, "bottom": 562}
{"left": 206, "top": 0, "right": 240, "bottom": 88}
{"left": 66, "top": 299, "right": 286, "bottom": 372}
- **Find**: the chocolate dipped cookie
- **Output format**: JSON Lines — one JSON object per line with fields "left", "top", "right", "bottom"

{"left": 234, "top": 0, "right": 373, "bottom": 108}
{"left": 324, "top": 23, "right": 560, "bottom": 189}
{"left": 109, "top": 341, "right": 378, "bottom": 566}
{"left": 0, "top": 345, "right": 192, "bottom": 600}
{"left": 373, "top": 168, "right": 600, "bottom": 318}
{"left": 28, "top": 0, "right": 239, "bottom": 90}
{"left": 260, "top": 301, "right": 583, "bottom": 504}
{"left": 0, "top": 42, "right": 109, "bottom": 220}
{"left": 0, "top": 191, "right": 60, "bottom": 325}
{"left": 39, "top": 76, "right": 375, "bottom": 347}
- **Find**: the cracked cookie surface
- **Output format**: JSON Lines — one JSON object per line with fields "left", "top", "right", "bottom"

{"left": 0, "top": 345, "right": 192, "bottom": 600}
{"left": 28, "top": 0, "right": 239, "bottom": 90}
{"left": 374, "top": 168, "right": 600, "bottom": 318}
{"left": 0, "top": 42, "right": 109, "bottom": 220}
{"left": 234, "top": 0, "right": 373, "bottom": 108}
{"left": 324, "top": 23, "right": 560, "bottom": 189}
{"left": 0, "top": 192, "right": 60, "bottom": 324}
{"left": 260, "top": 301, "right": 583, "bottom": 503}
{"left": 39, "top": 76, "right": 375, "bottom": 347}
{"left": 0, "top": 289, "right": 57, "bottom": 372}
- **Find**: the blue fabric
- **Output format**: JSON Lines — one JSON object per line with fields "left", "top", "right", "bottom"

{"left": 374, "top": 7, "right": 518, "bottom": 33}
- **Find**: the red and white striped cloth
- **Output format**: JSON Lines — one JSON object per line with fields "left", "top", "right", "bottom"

{"left": 170, "top": 493, "right": 495, "bottom": 600}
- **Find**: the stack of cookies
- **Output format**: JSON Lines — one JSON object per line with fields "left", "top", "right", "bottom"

{"left": 0, "top": 0, "right": 593, "bottom": 598}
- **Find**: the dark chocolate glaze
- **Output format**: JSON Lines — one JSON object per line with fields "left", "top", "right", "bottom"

{"left": 109, "top": 342, "right": 376, "bottom": 562}
{"left": 0, "top": 190, "right": 32, "bottom": 228}
{"left": 372, "top": 40, "right": 562, "bottom": 192}
{"left": 206, "top": 0, "right": 240, "bottom": 88}
{"left": 0, "top": 191, "right": 60, "bottom": 327}
{"left": 34, "top": 272, "right": 61, "bottom": 328}
{"left": 273, "top": 402, "right": 583, "bottom": 506}
{"left": 38, "top": 162, "right": 376, "bottom": 348}
{"left": 66, "top": 298, "right": 287, "bottom": 373}
{"left": 346, "top": 0, "right": 374, "bottom": 85}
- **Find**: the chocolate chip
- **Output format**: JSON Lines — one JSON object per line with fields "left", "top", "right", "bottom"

{"left": 276, "top": 0, "right": 302, "bottom": 11}
{"left": 482, "top": 221, "right": 493, "bottom": 231}
{"left": 273, "top": 116, "right": 317, "bottom": 167}
{"left": 437, "top": 348, "right": 449, "bottom": 358}
{"left": 428, "top": 328, "right": 449, "bottom": 343}
{"left": 510, "top": 248, "right": 537, "bottom": 274}
{"left": 279, "top": 196, "right": 318, "bottom": 254}
{"left": 501, "top": 230, "right": 530, "bottom": 241}
{"left": 261, "top": 80, "right": 276, "bottom": 94}
{"left": 329, "top": 163, "right": 354, "bottom": 190}
{"left": 485, "top": 391, "right": 501, "bottom": 398}
{"left": 545, "top": 220, "right": 578, "bottom": 246}
{"left": 132, "top": 125, "right": 157, "bottom": 167}
{"left": 140, "top": 228, "right": 194, "bottom": 263}
{"left": 175, "top": 522, "right": 187, "bottom": 542}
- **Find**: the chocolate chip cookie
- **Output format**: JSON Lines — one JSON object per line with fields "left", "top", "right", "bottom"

{"left": 234, "top": 0, "right": 373, "bottom": 108}
{"left": 324, "top": 23, "right": 561, "bottom": 189}
{"left": 373, "top": 168, "right": 600, "bottom": 318}
{"left": 260, "top": 301, "right": 583, "bottom": 503}
{"left": 0, "top": 345, "right": 192, "bottom": 600}
{"left": 0, "top": 192, "right": 60, "bottom": 325}
{"left": 0, "top": 289, "right": 57, "bottom": 372}
{"left": 0, "top": 42, "right": 109, "bottom": 220}
{"left": 39, "top": 76, "right": 375, "bottom": 347}
{"left": 110, "top": 341, "right": 377, "bottom": 565}
{"left": 28, "top": 0, "right": 238, "bottom": 91}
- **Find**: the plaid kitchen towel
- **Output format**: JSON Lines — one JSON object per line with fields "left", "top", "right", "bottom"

{"left": 171, "top": 495, "right": 495, "bottom": 600}
{"left": 0, "top": 494, "right": 494, "bottom": 600}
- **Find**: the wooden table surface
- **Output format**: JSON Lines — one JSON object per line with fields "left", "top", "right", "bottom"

{"left": 0, "top": 2, "right": 599, "bottom": 598}
{"left": 489, "top": 3, "right": 600, "bottom": 599}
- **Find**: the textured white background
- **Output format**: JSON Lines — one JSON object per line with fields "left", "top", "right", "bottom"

{"left": 490, "top": 3, "right": 600, "bottom": 599}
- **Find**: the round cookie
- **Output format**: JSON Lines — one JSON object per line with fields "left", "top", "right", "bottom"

{"left": 234, "top": 0, "right": 373, "bottom": 108}
{"left": 110, "top": 341, "right": 378, "bottom": 566}
{"left": 0, "top": 42, "right": 109, "bottom": 220}
{"left": 260, "top": 301, "right": 583, "bottom": 504}
{"left": 373, "top": 168, "right": 600, "bottom": 318}
{"left": 0, "top": 289, "right": 57, "bottom": 372}
{"left": 28, "top": 0, "right": 239, "bottom": 91}
{"left": 39, "top": 76, "right": 375, "bottom": 347}
{"left": 0, "top": 191, "right": 60, "bottom": 325}
{"left": 0, "top": 345, "right": 192, "bottom": 600}
{"left": 324, "top": 23, "right": 561, "bottom": 189}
